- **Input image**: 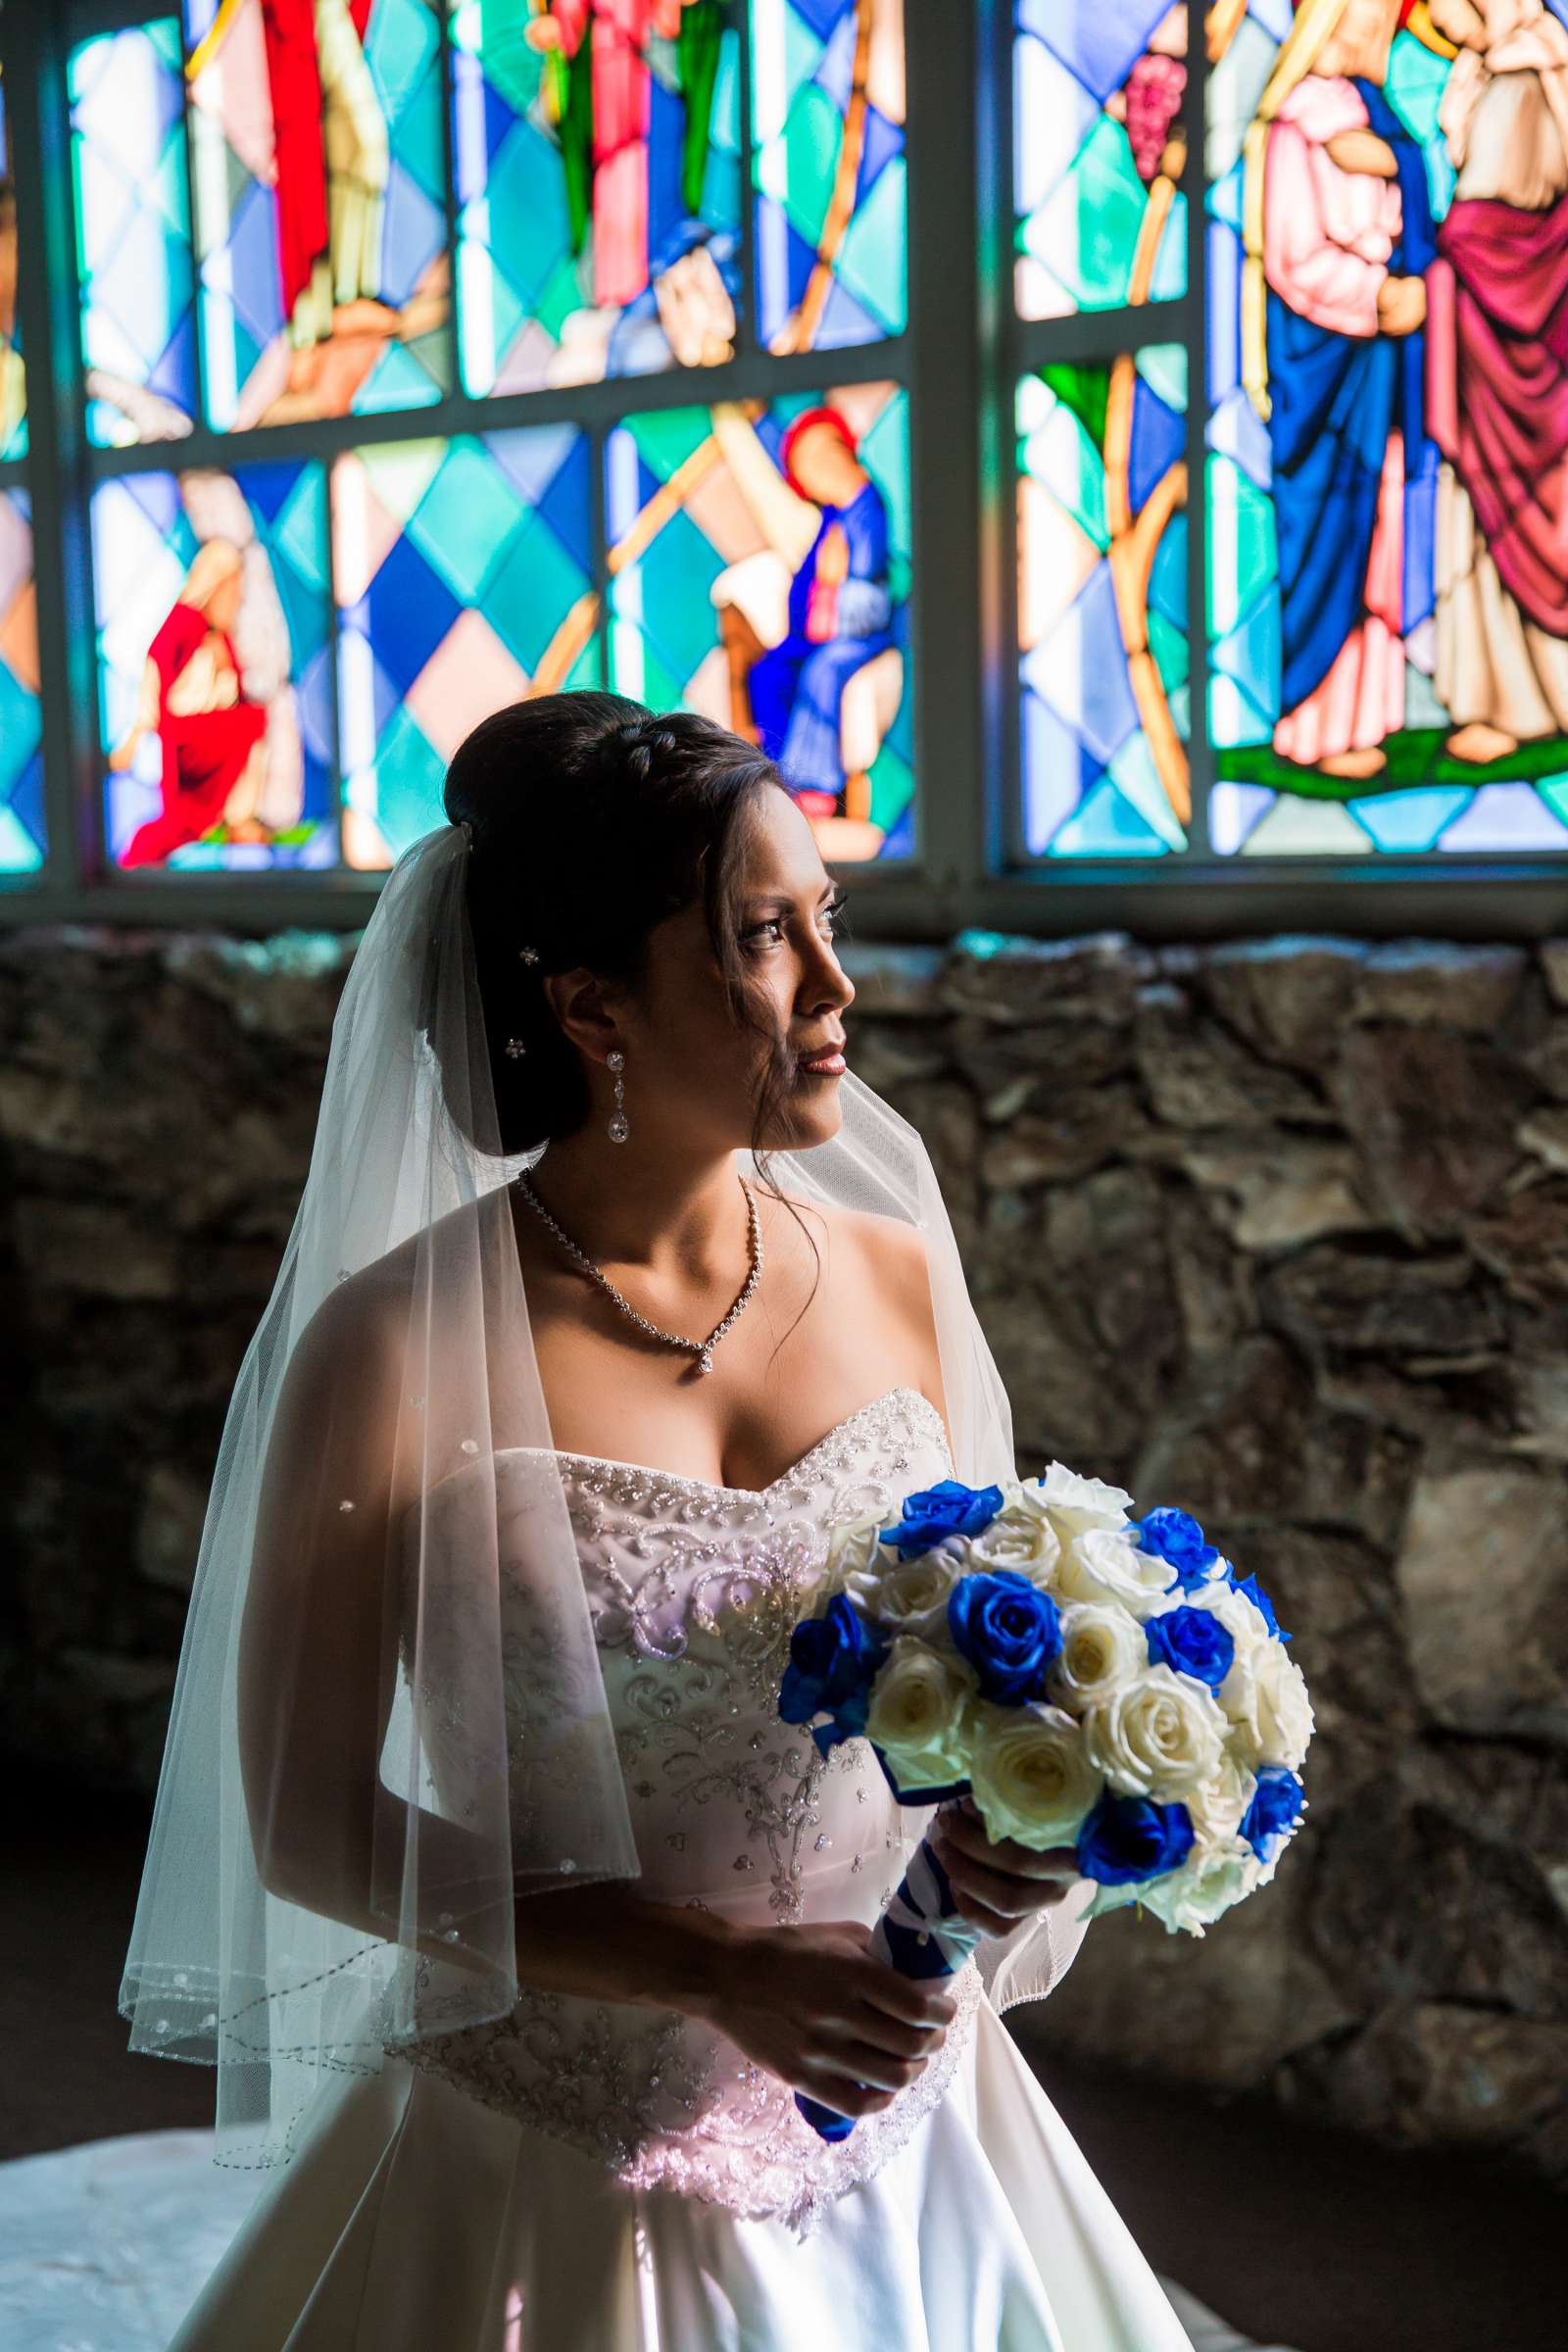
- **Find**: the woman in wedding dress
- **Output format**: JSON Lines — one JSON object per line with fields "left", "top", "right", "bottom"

{"left": 125, "top": 691, "right": 1204, "bottom": 2350}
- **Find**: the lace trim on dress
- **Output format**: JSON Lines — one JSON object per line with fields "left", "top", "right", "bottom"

{"left": 398, "top": 1954, "right": 985, "bottom": 2245}
{"left": 615, "top": 1956, "right": 986, "bottom": 2242}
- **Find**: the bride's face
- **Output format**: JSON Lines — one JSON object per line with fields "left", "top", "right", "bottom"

{"left": 629, "top": 784, "right": 857, "bottom": 1152}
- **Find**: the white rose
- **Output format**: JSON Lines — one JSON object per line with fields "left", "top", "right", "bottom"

{"left": 1251, "top": 1643, "right": 1314, "bottom": 1770}
{"left": 963, "top": 1504, "right": 1063, "bottom": 1589}
{"left": 969, "top": 1698, "right": 1104, "bottom": 1849}
{"left": 1056, "top": 1526, "right": 1174, "bottom": 1620}
{"left": 1218, "top": 1640, "right": 1313, "bottom": 1773}
{"left": 815, "top": 1509, "right": 896, "bottom": 1601}
{"left": 846, "top": 1543, "right": 967, "bottom": 1636}
{"left": 1183, "top": 1751, "right": 1257, "bottom": 1848}
{"left": 1136, "top": 1835, "right": 1263, "bottom": 1937}
{"left": 1013, "top": 1461, "right": 1134, "bottom": 1548}
{"left": 1081, "top": 1663, "right": 1229, "bottom": 1803}
{"left": 1047, "top": 1600, "right": 1147, "bottom": 1712}
{"left": 865, "top": 1636, "right": 978, "bottom": 1790}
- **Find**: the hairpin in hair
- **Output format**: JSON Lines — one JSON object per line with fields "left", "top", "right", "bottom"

{"left": 517, "top": 945, "right": 539, "bottom": 965}
{"left": 458, "top": 818, "right": 474, "bottom": 851}
{"left": 505, "top": 1036, "right": 528, "bottom": 1058}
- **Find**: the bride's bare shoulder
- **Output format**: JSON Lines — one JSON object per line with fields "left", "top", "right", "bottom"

{"left": 767, "top": 1188, "right": 932, "bottom": 1294}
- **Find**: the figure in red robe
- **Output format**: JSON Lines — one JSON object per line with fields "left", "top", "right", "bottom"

{"left": 112, "top": 540, "right": 270, "bottom": 868}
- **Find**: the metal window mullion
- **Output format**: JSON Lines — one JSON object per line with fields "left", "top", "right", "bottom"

{"left": 898, "top": 0, "right": 982, "bottom": 912}
{"left": 736, "top": 0, "right": 759, "bottom": 368}
{"left": 1184, "top": 18, "right": 1211, "bottom": 858}
{"left": 8, "top": 8, "right": 100, "bottom": 887}
{"left": 978, "top": 0, "right": 1019, "bottom": 886}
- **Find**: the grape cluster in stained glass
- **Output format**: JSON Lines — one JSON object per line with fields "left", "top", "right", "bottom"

{"left": 1018, "top": 346, "right": 1187, "bottom": 856}
{"left": 0, "top": 490, "right": 42, "bottom": 872}
{"left": 1014, "top": 1, "right": 1187, "bottom": 321}
{"left": 452, "top": 0, "right": 743, "bottom": 393}
{"left": 92, "top": 464, "right": 335, "bottom": 869}
{"left": 608, "top": 381, "right": 910, "bottom": 859}
{"left": 753, "top": 0, "right": 906, "bottom": 354}
{"left": 334, "top": 426, "right": 597, "bottom": 864}
{"left": 1206, "top": 0, "right": 1568, "bottom": 857}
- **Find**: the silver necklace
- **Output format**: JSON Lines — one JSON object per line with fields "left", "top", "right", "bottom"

{"left": 514, "top": 1168, "right": 762, "bottom": 1378}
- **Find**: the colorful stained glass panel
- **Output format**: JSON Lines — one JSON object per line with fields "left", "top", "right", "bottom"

{"left": 1206, "top": 1, "right": 1568, "bottom": 856}
{"left": 1014, "top": 0, "right": 1187, "bottom": 320}
{"left": 0, "top": 489, "right": 43, "bottom": 871}
{"left": 333, "top": 426, "right": 597, "bottom": 865}
{"left": 70, "top": 23, "right": 197, "bottom": 449}
{"left": 753, "top": 0, "right": 906, "bottom": 354}
{"left": 1, "top": 66, "right": 25, "bottom": 461}
{"left": 182, "top": 0, "right": 449, "bottom": 430}
{"left": 93, "top": 465, "right": 335, "bottom": 869}
{"left": 1018, "top": 346, "right": 1189, "bottom": 857}
{"left": 451, "top": 0, "right": 742, "bottom": 394}
{"left": 607, "top": 381, "right": 911, "bottom": 859}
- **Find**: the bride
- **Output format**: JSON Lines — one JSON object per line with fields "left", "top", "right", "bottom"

{"left": 124, "top": 691, "right": 1201, "bottom": 2348}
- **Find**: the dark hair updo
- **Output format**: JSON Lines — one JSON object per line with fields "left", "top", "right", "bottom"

{"left": 442, "top": 691, "right": 794, "bottom": 1159}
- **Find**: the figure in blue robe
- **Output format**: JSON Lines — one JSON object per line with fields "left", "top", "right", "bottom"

{"left": 1266, "top": 75, "right": 1438, "bottom": 726}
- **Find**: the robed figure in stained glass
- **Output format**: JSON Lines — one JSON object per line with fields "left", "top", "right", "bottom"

{"left": 186, "top": 0, "right": 446, "bottom": 425}
{"left": 1426, "top": 0, "right": 1568, "bottom": 760}
{"left": 718, "top": 404, "right": 903, "bottom": 831}
{"left": 1244, "top": 0, "right": 1438, "bottom": 780}
{"left": 111, "top": 539, "right": 271, "bottom": 866}
{"left": 525, "top": 0, "right": 726, "bottom": 312}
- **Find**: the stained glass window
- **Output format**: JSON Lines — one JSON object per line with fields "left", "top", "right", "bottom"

{"left": 0, "top": 487, "right": 42, "bottom": 871}
{"left": 334, "top": 426, "right": 596, "bottom": 864}
{"left": 92, "top": 464, "right": 334, "bottom": 869}
{"left": 608, "top": 381, "right": 911, "bottom": 858}
{"left": 1, "top": 63, "right": 25, "bottom": 461}
{"left": 179, "top": 0, "right": 449, "bottom": 432}
{"left": 451, "top": 0, "right": 743, "bottom": 393}
{"left": 69, "top": 24, "right": 197, "bottom": 448}
{"left": 1018, "top": 346, "right": 1187, "bottom": 855}
{"left": 1013, "top": 1, "right": 1188, "bottom": 321}
{"left": 1204, "top": 0, "right": 1568, "bottom": 857}
{"left": 753, "top": 0, "right": 906, "bottom": 354}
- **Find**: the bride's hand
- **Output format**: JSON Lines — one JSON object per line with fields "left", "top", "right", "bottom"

{"left": 694, "top": 1919, "right": 958, "bottom": 2124}
{"left": 927, "top": 1798, "right": 1079, "bottom": 1937}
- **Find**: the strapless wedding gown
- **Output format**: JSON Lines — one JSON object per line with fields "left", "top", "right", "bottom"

{"left": 162, "top": 1385, "right": 1204, "bottom": 2351}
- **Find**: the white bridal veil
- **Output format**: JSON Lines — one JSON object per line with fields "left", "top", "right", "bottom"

{"left": 120, "top": 814, "right": 1072, "bottom": 2175}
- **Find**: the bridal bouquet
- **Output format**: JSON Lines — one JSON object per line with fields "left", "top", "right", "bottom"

{"left": 777, "top": 1463, "right": 1312, "bottom": 2140}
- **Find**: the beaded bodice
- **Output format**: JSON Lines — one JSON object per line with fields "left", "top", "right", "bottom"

{"left": 394, "top": 1384, "right": 987, "bottom": 2240}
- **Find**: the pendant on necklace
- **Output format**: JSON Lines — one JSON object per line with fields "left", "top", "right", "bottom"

{"left": 697, "top": 1348, "right": 713, "bottom": 1376}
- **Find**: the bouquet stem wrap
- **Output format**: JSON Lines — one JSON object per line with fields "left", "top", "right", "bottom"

{"left": 795, "top": 1807, "right": 979, "bottom": 2141}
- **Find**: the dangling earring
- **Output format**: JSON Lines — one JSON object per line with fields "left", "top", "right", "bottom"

{"left": 607, "top": 1050, "right": 628, "bottom": 1144}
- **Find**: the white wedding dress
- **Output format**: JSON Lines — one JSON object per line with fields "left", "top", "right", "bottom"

{"left": 155, "top": 1384, "right": 1205, "bottom": 2350}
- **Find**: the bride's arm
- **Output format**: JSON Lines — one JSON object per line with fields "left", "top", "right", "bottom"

{"left": 237, "top": 1277, "right": 512, "bottom": 1978}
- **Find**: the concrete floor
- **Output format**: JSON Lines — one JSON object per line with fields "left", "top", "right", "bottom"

{"left": 4, "top": 1788, "right": 1562, "bottom": 2352}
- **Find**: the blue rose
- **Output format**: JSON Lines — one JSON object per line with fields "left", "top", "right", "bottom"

{"left": 1240, "top": 1766, "right": 1305, "bottom": 1862}
{"left": 947, "top": 1569, "right": 1063, "bottom": 1704}
{"left": 1228, "top": 1571, "right": 1292, "bottom": 1644}
{"left": 779, "top": 1594, "right": 890, "bottom": 1757}
{"left": 1076, "top": 1791, "right": 1196, "bottom": 1886}
{"left": 1145, "top": 1604, "right": 1236, "bottom": 1691}
{"left": 1135, "top": 1506, "right": 1220, "bottom": 1593}
{"left": 880, "top": 1477, "right": 1005, "bottom": 1558}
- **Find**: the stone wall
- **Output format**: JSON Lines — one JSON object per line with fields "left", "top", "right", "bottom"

{"left": 3, "top": 920, "right": 1566, "bottom": 2185}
